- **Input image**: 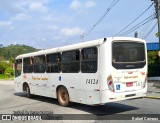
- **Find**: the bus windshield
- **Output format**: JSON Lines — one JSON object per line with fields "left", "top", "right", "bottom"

{"left": 112, "top": 41, "right": 146, "bottom": 69}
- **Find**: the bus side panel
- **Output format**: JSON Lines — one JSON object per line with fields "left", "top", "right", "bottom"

{"left": 99, "top": 40, "right": 112, "bottom": 103}
{"left": 99, "top": 40, "right": 112, "bottom": 90}
{"left": 44, "top": 73, "right": 58, "bottom": 98}
{"left": 61, "top": 73, "right": 100, "bottom": 104}
{"left": 14, "top": 77, "right": 23, "bottom": 92}
{"left": 57, "top": 73, "right": 77, "bottom": 102}
{"left": 20, "top": 73, "right": 35, "bottom": 95}
{"left": 74, "top": 46, "right": 101, "bottom": 105}
{"left": 75, "top": 73, "right": 100, "bottom": 105}
{"left": 86, "top": 90, "right": 100, "bottom": 105}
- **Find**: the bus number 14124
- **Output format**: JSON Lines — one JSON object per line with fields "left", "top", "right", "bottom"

{"left": 86, "top": 79, "right": 98, "bottom": 84}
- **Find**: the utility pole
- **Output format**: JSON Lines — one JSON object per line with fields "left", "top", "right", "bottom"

{"left": 152, "top": 0, "right": 160, "bottom": 49}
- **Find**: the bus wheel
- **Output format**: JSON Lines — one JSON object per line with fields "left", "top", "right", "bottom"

{"left": 25, "top": 85, "right": 31, "bottom": 98}
{"left": 57, "top": 87, "right": 70, "bottom": 106}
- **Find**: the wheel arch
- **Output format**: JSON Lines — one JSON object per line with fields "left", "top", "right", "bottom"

{"left": 23, "top": 82, "right": 29, "bottom": 91}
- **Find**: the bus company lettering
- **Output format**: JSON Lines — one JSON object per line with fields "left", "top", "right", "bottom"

{"left": 124, "top": 76, "right": 138, "bottom": 79}
{"left": 32, "top": 77, "right": 48, "bottom": 81}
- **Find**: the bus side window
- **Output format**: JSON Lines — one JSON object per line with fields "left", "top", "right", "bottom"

{"left": 61, "top": 50, "right": 80, "bottom": 73}
{"left": 81, "top": 47, "right": 97, "bottom": 73}
{"left": 46, "top": 53, "right": 61, "bottom": 73}
{"left": 15, "top": 59, "right": 22, "bottom": 77}
{"left": 23, "top": 57, "right": 33, "bottom": 73}
{"left": 34, "top": 55, "right": 46, "bottom": 73}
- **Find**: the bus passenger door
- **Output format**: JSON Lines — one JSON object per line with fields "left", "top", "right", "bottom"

{"left": 14, "top": 59, "right": 23, "bottom": 92}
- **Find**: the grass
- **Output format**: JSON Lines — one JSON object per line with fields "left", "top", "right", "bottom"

{"left": 0, "top": 74, "right": 5, "bottom": 79}
{"left": 0, "top": 74, "right": 14, "bottom": 80}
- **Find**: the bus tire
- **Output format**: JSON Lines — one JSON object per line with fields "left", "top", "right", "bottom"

{"left": 25, "top": 85, "right": 31, "bottom": 98}
{"left": 57, "top": 87, "right": 70, "bottom": 106}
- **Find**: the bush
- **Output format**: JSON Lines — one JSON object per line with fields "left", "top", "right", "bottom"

{"left": 4, "top": 67, "right": 14, "bottom": 78}
{"left": 148, "top": 51, "right": 160, "bottom": 77}
{"left": 0, "top": 62, "right": 10, "bottom": 74}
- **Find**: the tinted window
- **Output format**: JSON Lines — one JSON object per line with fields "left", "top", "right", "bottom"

{"left": 34, "top": 55, "right": 46, "bottom": 73}
{"left": 46, "top": 53, "right": 61, "bottom": 73}
{"left": 112, "top": 42, "right": 145, "bottom": 62}
{"left": 23, "top": 57, "right": 33, "bottom": 73}
{"left": 62, "top": 50, "right": 80, "bottom": 73}
{"left": 81, "top": 47, "right": 97, "bottom": 73}
{"left": 112, "top": 41, "right": 146, "bottom": 69}
{"left": 15, "top": 59, "right": 22, "bottom": 77}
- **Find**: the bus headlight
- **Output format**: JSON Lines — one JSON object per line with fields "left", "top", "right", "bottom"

{"left": 107, "top": 75, "right": 114, "bottom": 92}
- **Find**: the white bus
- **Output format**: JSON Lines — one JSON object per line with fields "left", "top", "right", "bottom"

{"left": 14, "top": 37, "right": 147, "bottom": 106}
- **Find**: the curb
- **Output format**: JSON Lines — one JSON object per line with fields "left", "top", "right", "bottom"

{"left": 145, "top": 96, "right": 160, "bottom": 99}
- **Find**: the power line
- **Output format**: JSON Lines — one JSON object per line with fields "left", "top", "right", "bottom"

{"left": 143, "top": 21, "right": 157, "bottom": 39}
{"left": 119, "top": 13, "right": 155, "bottom": 36}
{"left": 119, "top": 13, "right": 156, "bottom": 36}
{"left": 139, "top": 19, "right": 154, "bottom": 38}
{"left": 81, "top": 0, "right": 119, "bottom": 40}
{"left": 86, "top": 0, "right": 119, "bottom": 36}
{"left": 114, "top": 3, "right": 154, "bottom": 36}
{"left": 120, "top": 16, "right": 155, "bottom": 36}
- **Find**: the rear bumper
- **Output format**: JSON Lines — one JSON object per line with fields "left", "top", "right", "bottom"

{"left": 100, "top": 87, "right": 147, "bottom": 104}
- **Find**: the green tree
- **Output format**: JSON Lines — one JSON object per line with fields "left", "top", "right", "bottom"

{"left": 0, "top": 44, "right": 38, "bottom": 60}
{"left": 4, "top": 67, "right": 14, "bottom": 78}
{"left": 148, "top": 51, "right": 158, "bottom": 64}
{"left": 156, "top": 32, "right": 159, "bottom": 37}
{"left": 0, "top": 62, "right": 10, "bottom": 74}
{"left": 148, "top": 51, "right": 160, "bottom": 77}
{"left": 0, "top": 56, "right": 5, "bottom": 61}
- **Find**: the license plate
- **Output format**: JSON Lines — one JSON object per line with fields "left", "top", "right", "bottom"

{"left": 126, "top": 82, "right": 133, "bottom": 87}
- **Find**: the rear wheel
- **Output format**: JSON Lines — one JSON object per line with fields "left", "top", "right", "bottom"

{"left": 25, "top": 85, "right": 31, "bottom": 98}
{"left": 57, "top": 87, "right": 70, "bottom": 106}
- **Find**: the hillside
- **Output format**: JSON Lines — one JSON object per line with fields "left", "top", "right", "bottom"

{"left": 0, "top": 44, "right": 39, "bottom": 61}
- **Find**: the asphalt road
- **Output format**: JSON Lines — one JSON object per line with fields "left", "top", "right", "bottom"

{"left": 0, "top": 80, "right": 160, "bottom": 123}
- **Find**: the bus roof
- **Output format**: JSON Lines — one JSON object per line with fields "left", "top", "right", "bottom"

{"left": 16, "top": 38, "right": 104, "bottom": 59}
{"left": 16, "top": 37, "right": 145, "bottom": 59}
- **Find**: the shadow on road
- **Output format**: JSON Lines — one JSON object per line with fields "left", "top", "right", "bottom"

{"left": 73, "top": 103, "right": 138, "bottom": 115}
{"left": 14, "top": 92, "right": 138, "bottom": 116}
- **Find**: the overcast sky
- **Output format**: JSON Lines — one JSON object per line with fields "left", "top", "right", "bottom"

{"left": 0, "top": 0, "right": 158, "bottom": 49}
